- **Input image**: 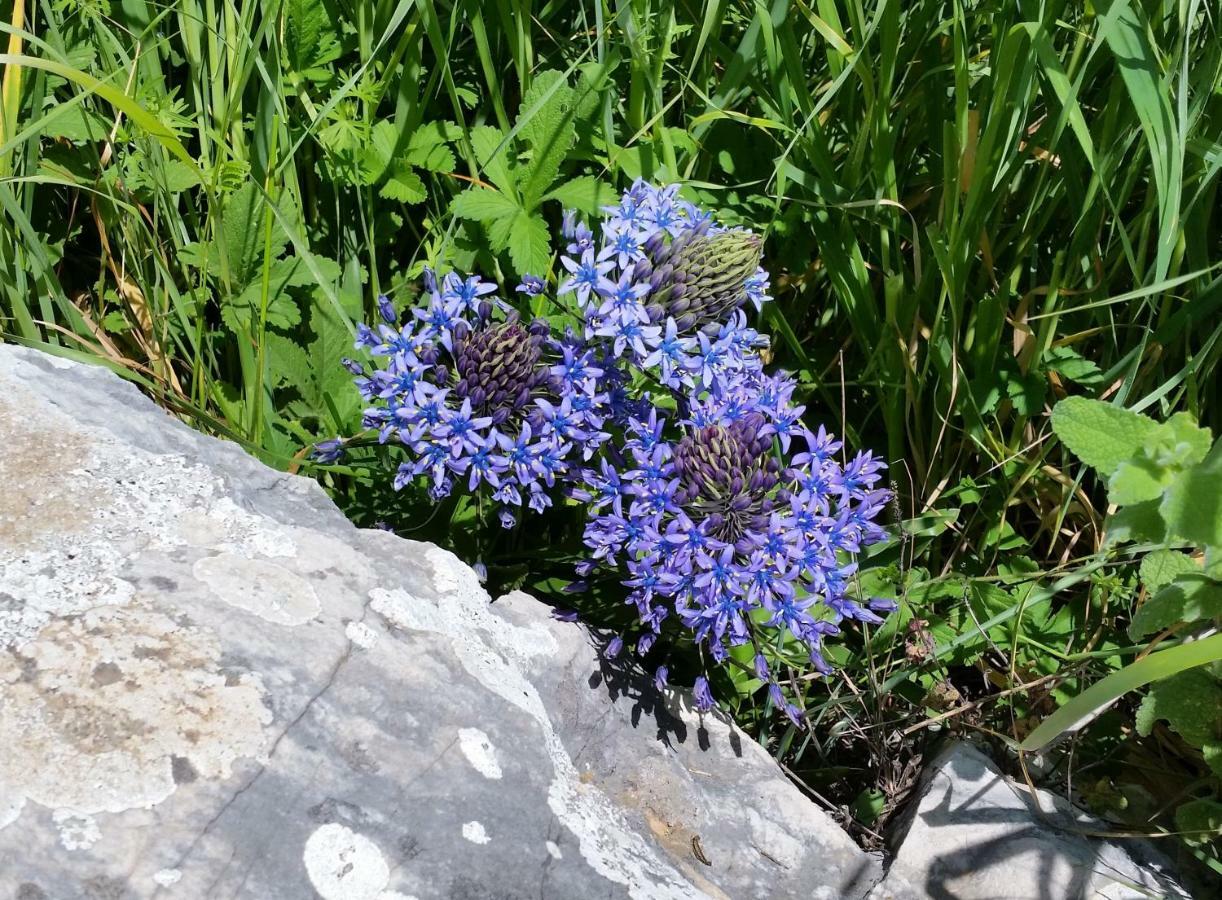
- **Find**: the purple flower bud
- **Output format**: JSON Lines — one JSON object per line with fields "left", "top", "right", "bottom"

{"left": 516, "top": 274, "right": 545, "bottom": 296}
{"left": 637, "top": 632, "right": 656, "bottom": 655}
{"left": 868, "top": 597, "right": 899, "bottom": 615}
{"left": 551, "top": 608, "right": 580, "bottom": 622}
{"left": 693, "top": 675, "right": 716, "bottom": 712}
{"left": 653, "top": 666, "right": 669, "bottom": 691}
{"left": 341, "top": 357, "right": 363, "bottom": 375}
{"left": 605, "top": 636, "right": 623, "bottom": 659}
{"left": 377, "top": 294, "right": 396, "bottom": 324}
{"left": 312, "top": 437, "right": 345, "bottom": 463}
{"left": 472, "top": 561, "right": 488, "bottom": 583}
{"left": 753, "top": 654, "right": 769, "bottom": 681}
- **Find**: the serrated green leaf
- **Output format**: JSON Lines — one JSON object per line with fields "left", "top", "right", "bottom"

{"left": 451, "top": 187, "right": 521, "bottom": 223}
{"left": 1051, "top": 397, "right": 1158, "bottom": 475}
{"left": 219, "top": 181, "right": 292, "bottom": 289}
{"left": 34, "top": 101, "right": 111, "bottom": 142}
{"left": 381, "top": 166, "right": 426, "bottom": 204}
{"left": 544, "top": 176, "right": 617, "bottom": 215}
{"left": 265, "top": 333, "right": 311, "bottom": 389}
{"left": 504, "top": 210, "right": 551, "bottom": 276}
{"left": 1140, "top": 550, "right": 1199, "bottom": 594}
{"left": 1134, "top": 668, "right": 1222, "bottom": 748}
{"left": 470, "top": 126, "right": 516, "bottom": 193}
{"left": 1043, "top": 346, "right": 1103, "bottom": 385}
{"left": 516, "top": 70, "right": 577, "bottom": 208}
{"left": 406, "top": 142, "right": 455, "bottom": 173}
{"left": 1161, "top": 439, "right": 1222, "bottom": 548}
{"left": 1160, "top": 412, "right": 1213, "bottom": 467}
{"left": 284, "top": 0, "right": 341, "bottom": 78}
{"left": 1130, "top": 574, "right": 1222, "bottom": 638}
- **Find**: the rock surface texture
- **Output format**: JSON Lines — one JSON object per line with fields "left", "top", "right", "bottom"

{"left": 0, "top": 345, "right": 880, "bottom": 899}
{"left": 875, "top": 743, "right": 1189, "bottom": 900}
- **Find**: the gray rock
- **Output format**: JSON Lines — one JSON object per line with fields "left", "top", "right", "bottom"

{"left": 874, "top": 743, "right": 1189, "bottom": 900}
{"left": 0, "top": 345, "right": 879, "bottom": 899}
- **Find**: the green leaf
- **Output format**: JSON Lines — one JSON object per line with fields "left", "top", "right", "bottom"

{"left": 1051, "top": 397, "right": 1158, "bottom": 475}
{"left": 516, "top": 70, "right": 577, "bottom": 208}
{"left": 33, "top": 101, "right": 112, "bottom": 142}
{"left": 1106, "top": 500, "right": 1167, "bottom": 545}
{"left": 1140, "top": 550, "right": 1199, "bottom": 594}
{"left": 380, "top": 166, "right": 426, "bottom": 204}
{"left": 503, "top": 210, "right": 551, "bottom": 276}
{"left": 284, "top": 0, "right": 341, "bottom": 79}
{"left": 1043, "top": 347, "right": 1104, "bottom": 385}
{"left": 470, "top": 126, "right": 516, "bottom": 193}
{"left": 451, "top": 186, "right": 520, "bottom": 223}
{"left": 219, "top": 181, "right": 292, "bottom": 289}
{"left": 544, "top": 176, "right": 617, "bottom": 216}
{"left": 1130, "top": 574, "right": 1222, "bottom": 639}
{"left": 1134, "top": 668, "right": 1222, "bottom": 748}
{"left": 1108, "top": 456, "right": 1172, "bottom": 506}
{"left": 1161, "top": 439, "right": 1222, "bottom": 548}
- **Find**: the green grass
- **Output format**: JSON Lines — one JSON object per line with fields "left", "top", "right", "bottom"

{"left": 1, "top": 0, "right": 1219, "bottom": 865}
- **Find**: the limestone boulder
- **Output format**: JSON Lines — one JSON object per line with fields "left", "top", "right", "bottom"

{"left": 0, "top": 345, "right": 879, "bottom": 900}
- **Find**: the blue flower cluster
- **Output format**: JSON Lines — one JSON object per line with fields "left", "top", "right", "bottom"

{"left": 558, "top": 182, "right": 772, "bottom": 392}
{"left": 347, "top": 270, "right": 609, "bottom": 527}
{"left": 573, "top": 363, "right": 892, "bottom": 719}
{"left": 324, "top": 180, "right": 893, "bottom": 719}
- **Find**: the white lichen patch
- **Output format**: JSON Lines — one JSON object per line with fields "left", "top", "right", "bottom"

{"left": 304, "top": 823, "right": 391, "bottom": 900}
{"left": 0, "top": 605, "right": 271, "bottom": 816}
{"left": 0, "top": 373, "right": 304, "bottom": 651}
{"left": 462, "top": 821, "right": 490, "bottom": 844}
{"left": 346, "top": 621, "right": 379, "bottom": 649}
{"left": 370, "top": 546, "right": 707, "bottom": 900}
{"left": 457, "top": 728, "right": 502, "bottom": 779}
{"left": 153, "top": 868, "right": 183, "bottom": 887}
{"left": 193, "top": 554, "right": 321, "bottom": 626}
{"left": 546, "top": 840, "right": 563, "bottom": 860}
{"left": 52, "top": 809, "right": 101, "bottom": 851}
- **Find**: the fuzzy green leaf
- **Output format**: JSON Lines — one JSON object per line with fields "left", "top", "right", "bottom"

{"left": 1106, "top": 499, "right": 1167, "bottom": 545}
{"left": 1161, "top": 438, "right": 1222, "bottom": 548}
{"left": 1130, "top": 574, "right": 1222, "bottom": 638}
{"left": 1140, "top": 550, "right": 1199, "bottom": 594}
{"left": 1134, "top": 668, "right": 1222, "bottom": 748}
{"left": 1051, "top": 397, "right": 1158, "bottom": 475}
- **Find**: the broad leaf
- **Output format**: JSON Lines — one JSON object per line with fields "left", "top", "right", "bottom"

{"left": 1161, "top": 438, "right": 1222, "bottom": 548}
{"left": 1134, "top": 668, "right": 1222, "bottom": 748}
{"left": 1129, "top": 574, "right": 1222, "bottom": 638}
{"left": 1051, "top": 397, "right": 1157, "bottom": 475}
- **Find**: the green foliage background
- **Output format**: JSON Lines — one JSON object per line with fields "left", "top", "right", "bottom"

{"left": 1, "top": 0, "right": 1219, "bottom": 872}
